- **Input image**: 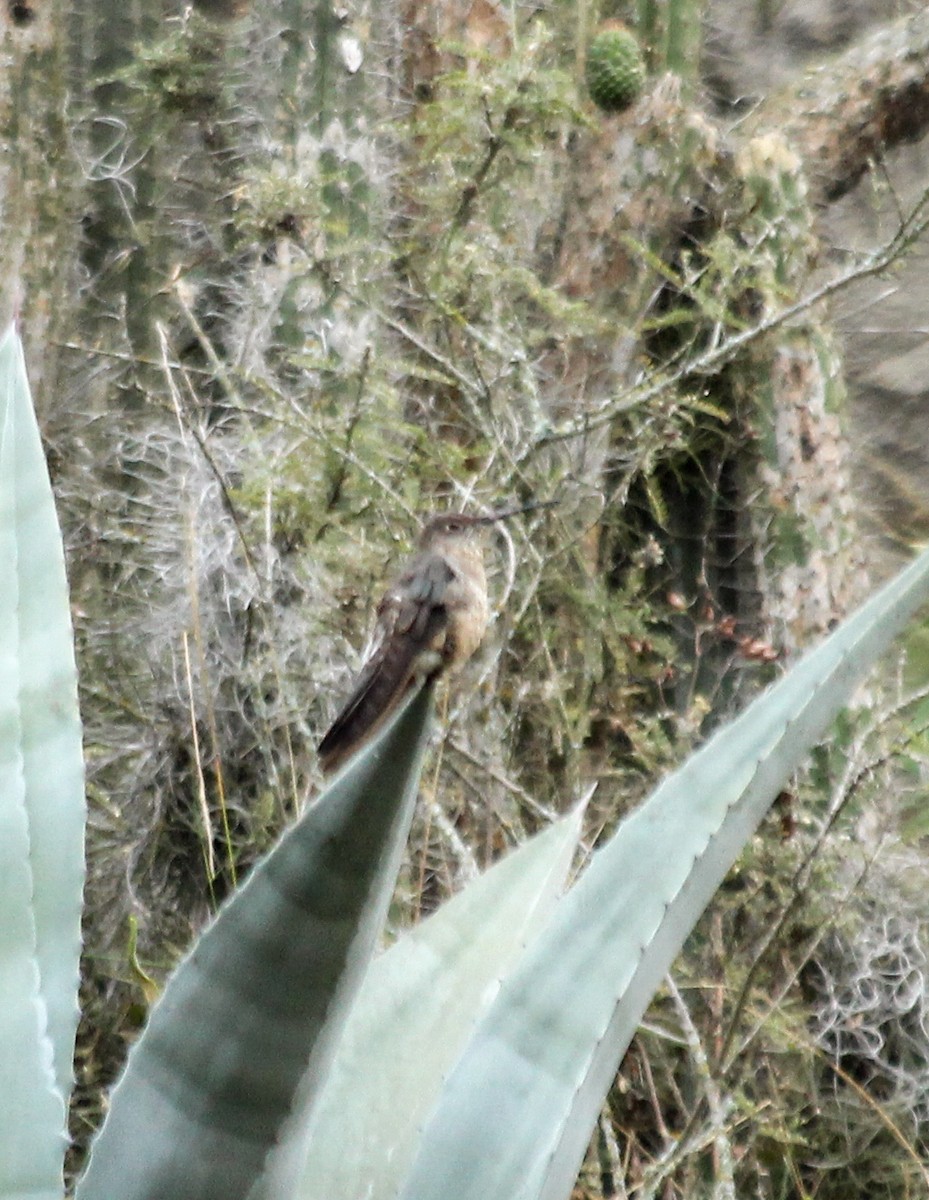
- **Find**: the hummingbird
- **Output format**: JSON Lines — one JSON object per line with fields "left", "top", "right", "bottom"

{"left": 317, "top": 505, "right": 544, "bottom": 774}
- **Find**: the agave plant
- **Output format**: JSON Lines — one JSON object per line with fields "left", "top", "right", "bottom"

{"left": 3, "top": 319, "right": 929, "bottom": 1200}
{"left": 0, "top": 323, "right": 85, "bottom": 1200}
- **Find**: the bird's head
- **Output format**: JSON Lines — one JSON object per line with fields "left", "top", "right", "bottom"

{"left": 417, "top": 512, "right": 486, "bottom": 550}
{"left": 417, "top": 500, "right": 557, "bottom": 550}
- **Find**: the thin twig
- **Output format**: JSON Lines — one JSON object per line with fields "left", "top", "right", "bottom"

{"left": 181, "top": 630, "right": 216, "bottom": 882}
{"left": 667, "top": 977, "right": 736, "bottom": 1200}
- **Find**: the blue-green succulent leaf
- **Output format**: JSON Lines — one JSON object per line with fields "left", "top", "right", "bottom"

{"left": 0, "top": 323, "right": 82, "bottom": 1200}
{"left": 77, "top": 684, "right": 434, "bottom": 1200}
{"left": 280, "top": 801, "right": 585, "bottom": 1200}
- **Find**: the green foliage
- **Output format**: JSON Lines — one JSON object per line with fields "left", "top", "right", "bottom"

{"left": 112, "top": 14, "right": 227, "bottom": 116}
{"left": 396, "top": 28, "right": 587, "bottom": 403}
{"left": 404, "top": 29, "right": 579, "bottom": 241}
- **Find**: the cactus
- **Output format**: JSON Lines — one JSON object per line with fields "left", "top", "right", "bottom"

{"left": 636, "top": 0, "right": 703, "bottom": 81}
{"left": 585, "top": 22, "right": 646, "bottom": 113}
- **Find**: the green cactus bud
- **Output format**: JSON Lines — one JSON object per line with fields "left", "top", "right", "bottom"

{"left": 585, "top": 22, "right": 646, "bottom": 113}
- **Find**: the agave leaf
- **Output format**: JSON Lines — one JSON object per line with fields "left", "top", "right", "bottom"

{"left": 77, "top": 684, "right": 435, "bottom": 1200}
{"left": 400, "top": 542, "right": 929, "bottom": 1200}
{"left": 0, "top": 323, "right": 81, "bottom": 1200}
{"left": 274, "top": 800, "right": 586, "bottom": 1200}
{"left": 3, "top": 326, "right": 85, "bottom": 1105}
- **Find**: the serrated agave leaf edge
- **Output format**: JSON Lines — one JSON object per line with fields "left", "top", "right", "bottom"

{"left": 0, "top": 323, "right": 69, "bottom": 1200}
{"left": 3, "top": 324, "right": 85, "bottom": 1105}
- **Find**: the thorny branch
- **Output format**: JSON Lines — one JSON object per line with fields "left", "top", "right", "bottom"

{"left": 524, "top": 184, "right": 929, "bottom": 458}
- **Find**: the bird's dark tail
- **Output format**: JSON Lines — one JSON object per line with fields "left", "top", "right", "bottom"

{"left": 317, "top": 637, "right": 428, "bottom": 774}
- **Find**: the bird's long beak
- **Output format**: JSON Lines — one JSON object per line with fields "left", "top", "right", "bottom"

{"left": 475, "top": 499, "right": 559, "bottom": 525}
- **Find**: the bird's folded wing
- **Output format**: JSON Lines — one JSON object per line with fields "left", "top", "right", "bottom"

{"left": 317, "top": 553, "right": 455, "bottom": 772}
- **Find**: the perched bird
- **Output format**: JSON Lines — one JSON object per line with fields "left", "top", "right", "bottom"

{"left": 318, "top": 507, "right": 531, "bottom": 774}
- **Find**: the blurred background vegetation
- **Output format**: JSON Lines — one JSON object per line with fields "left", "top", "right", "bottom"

{"left": 4, "top": 0, "right": 929, "bottom": 1194}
